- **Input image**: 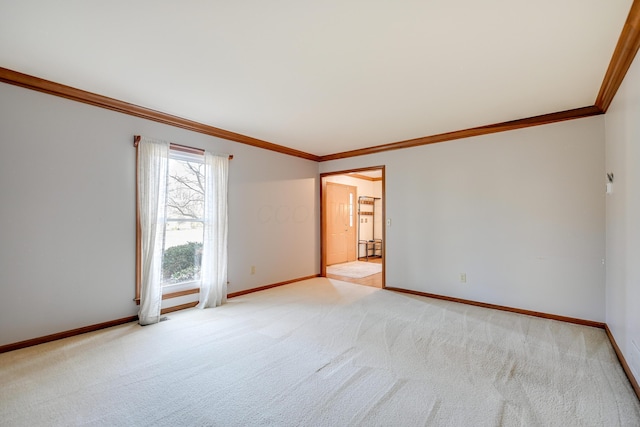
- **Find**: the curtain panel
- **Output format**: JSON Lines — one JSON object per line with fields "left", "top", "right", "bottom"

{"left": 137, "top": 137, "right": 169, "bottom": 325}
{"left": 197, "top": 152, "right": 229, "bottom": 309}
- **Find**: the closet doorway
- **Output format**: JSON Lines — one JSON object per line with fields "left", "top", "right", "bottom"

{"left": 321, "top": 166, "right": 385, "bottom": 288}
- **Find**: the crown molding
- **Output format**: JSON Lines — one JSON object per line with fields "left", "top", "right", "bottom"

{"left": 0, "top": 67, "right": 320, "bottom": 162}
{"left": 318, "top": 106, "right": 603, "bottom": 161}
{"left": 596, "top": 0, "right": 640, "bottom": 112}
{"left": 2, "top": 0, "right": 638, "bottom": 163}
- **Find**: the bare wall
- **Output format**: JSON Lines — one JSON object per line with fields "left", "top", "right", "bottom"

{"left": 605, "top": 49, "right": 640, "bottom": 379}
{"left": 0, "top": 82, "right": 319, "bottom": 346}
{"left": 320, "top": 116, "right": 606, "bottom": 322}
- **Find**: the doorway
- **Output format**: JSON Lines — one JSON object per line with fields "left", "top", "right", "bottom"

{"left": 321, "top": 167, "right": 385, "bottom": 288}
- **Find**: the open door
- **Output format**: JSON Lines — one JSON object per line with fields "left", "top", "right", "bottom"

{"left": 325, "top": 182, "right": 357, "bottom": 265}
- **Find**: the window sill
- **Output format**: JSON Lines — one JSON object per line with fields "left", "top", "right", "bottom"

{"left": 163, "top": 287, "right": 200, "bottom": 300}
{"left": 134, "top": 286, "right": 199, "bottom": 305}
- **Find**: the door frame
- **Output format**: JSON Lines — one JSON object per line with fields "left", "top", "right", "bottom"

{"left": 320, "top": 166, "right": 386, "bottom": 288}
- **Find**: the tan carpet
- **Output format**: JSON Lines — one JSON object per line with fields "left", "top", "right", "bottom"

{"left": 326, "top": 261, "right": 382, "bottom": 278}
{"left": 1, "top": 278, "right": 639, "bottom": 426}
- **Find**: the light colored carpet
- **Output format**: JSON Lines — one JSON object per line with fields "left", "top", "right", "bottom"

{"left": 326, "top": 261, "right": 382, "bottom": 278}
{"left": 1, "top": 278, "right": 639, "bottom": 426}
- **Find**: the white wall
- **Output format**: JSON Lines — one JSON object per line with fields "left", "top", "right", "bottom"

{"left": 0, "top": 82, "right": 319, "bottom": 346}
{"left": 321, "top": 116, "right": 606, "bottom": 321}
{"left": 604, "top": 51, "right": 640, "bottom": 379}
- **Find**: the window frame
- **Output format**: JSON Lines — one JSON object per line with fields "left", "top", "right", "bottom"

{"left": 135, "top": 143, "right": 207, "bottom": 304}
{"left": 161, "top": 149, "right": 205, "bottom": 292}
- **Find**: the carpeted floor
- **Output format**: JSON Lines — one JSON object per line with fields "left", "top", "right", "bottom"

{"left": 1, "top": 278, "right": 639, "bottom": 426}
{"left": 326, "top": 261, "right": 382, "bottom": 278}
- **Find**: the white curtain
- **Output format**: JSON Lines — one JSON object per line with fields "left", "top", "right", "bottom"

{"left": 197, "top": 152, "right": 229, "bottom": 308}
{"left": 137, "top": 137, "right": 169, "bottom": 325}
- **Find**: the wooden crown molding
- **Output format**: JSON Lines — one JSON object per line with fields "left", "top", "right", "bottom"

{"left": 318, "top": 106, "right": 603, "bottom": 161}
{"left": 1, "top": 0, "right": 638, "bottom": 162}
{"left": 0, "top": 67, "right": 319, "bottom": 162}
{"left": 318, "top": 1, "right": 639, "bottom": 161}
{"left": 0, "top": 66, "right": 604, "bottom": 163}
{"left": 596, "top": 0, "right": 640, "bottom": 113}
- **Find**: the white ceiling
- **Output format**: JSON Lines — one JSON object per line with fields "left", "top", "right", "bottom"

{"left": 0, "top": 1, "right": 633, "bottom": 157}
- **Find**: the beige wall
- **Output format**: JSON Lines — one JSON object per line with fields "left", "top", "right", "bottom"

{"left": 321, "top": 116, "right": 606, "bottom": 322}
{"left": 0, "top": 82, "right": 319, "bottom": 346}
{"left": 605, "top": 51, "right": 640, "bottom": 379}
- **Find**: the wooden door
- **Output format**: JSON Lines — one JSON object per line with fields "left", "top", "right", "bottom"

{"left": 326, "top": 182, "right": 357, "bottom": 265}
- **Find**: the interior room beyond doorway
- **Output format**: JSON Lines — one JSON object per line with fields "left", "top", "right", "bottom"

{"left": 321, "top": 168, "right": 385, "bottom": 288}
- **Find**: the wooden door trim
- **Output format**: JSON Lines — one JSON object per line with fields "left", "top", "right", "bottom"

{"left": 320, "top": 166, "right": 386, "bottom": 287}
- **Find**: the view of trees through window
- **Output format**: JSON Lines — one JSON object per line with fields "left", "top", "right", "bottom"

{"left": 162, "top": 153, "right": 205, "bottom": 286}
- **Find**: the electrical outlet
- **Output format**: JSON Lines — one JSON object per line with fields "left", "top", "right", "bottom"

{"left": 251, "top": 266, "right": 256, "bottom": 275}
{"left": 460, "top": 273, "right": 467, "bottom": 283}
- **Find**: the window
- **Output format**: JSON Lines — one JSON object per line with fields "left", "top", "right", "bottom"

{"left": 135, "top": 135, "right": 229, "bottom": 323}
{"left": 162, "top": 150, "right": 205, "bottom": 290}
